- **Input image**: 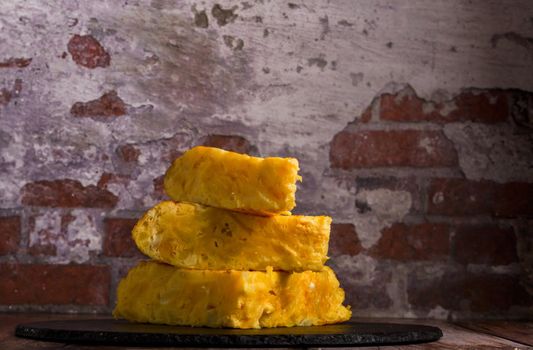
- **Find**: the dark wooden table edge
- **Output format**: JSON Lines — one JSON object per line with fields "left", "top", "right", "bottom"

{"left": 453, "top": 320, "right": 533, "bottom": 347}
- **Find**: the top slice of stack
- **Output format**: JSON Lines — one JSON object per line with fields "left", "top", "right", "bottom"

{"left": 164, "top": 146, "right": 301, "bottom": 216}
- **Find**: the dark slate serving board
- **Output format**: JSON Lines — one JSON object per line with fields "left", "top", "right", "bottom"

{"left": 15, "top": 319, "right": 442, "bottom": 347}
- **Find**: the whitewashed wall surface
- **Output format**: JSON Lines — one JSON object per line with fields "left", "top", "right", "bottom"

{"left": 0, "top": 0, "right": 532, "bottom": 318}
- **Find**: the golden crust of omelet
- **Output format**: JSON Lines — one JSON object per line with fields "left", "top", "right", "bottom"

{"left": 164, "top": 146, "right": 301, "bottom": 216}
{"left": 132, "top": 201, "right": 331, "bottom": 272}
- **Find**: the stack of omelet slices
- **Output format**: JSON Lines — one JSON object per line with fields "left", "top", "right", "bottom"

{"left": 113, "top": 146, "right": 351, "bottom": 329}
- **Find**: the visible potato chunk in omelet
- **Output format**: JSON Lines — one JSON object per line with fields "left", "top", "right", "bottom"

{"left": 164, "top": 146, "right": 301, "bottom": 216}
{"left": 132, "top": 201, "right": 330, "bottom": 272}
{"left": 113, "top": 261, "right": 351, "bottom": 329}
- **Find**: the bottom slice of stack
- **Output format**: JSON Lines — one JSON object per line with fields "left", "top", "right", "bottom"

{"left": 114, "top": 261, "right": 351, "bottom": 329}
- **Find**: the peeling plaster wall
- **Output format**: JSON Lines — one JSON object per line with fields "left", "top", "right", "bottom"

{"left": 0, "top": 0, "right": 532, "bottom": 318}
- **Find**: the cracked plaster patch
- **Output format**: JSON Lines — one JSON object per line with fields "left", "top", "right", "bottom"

{"left": 353, "top": 189, "right": 412, "bottom": 249}
{"left": 444, "top": 123, "right": 533, "bottom": 183}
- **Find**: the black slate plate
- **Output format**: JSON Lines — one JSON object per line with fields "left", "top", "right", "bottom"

{"left": 16, "top": 319, "right": 442, "bottom": 347}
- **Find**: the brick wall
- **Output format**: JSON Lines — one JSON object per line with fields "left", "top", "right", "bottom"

{"left": 327, "top": 88, "right": 533, "bottom": 318}
{"left": 0, "top": 1, "right": 532, "bottom": 319}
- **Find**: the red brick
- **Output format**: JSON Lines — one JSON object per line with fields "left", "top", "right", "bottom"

{"left": 116, "top": 144, "right": 140, "bottom": 163}
{"left": 21, "top": 179, "right": 118, "bottom": 208}
{"left": 428, "top": 178, "right": 533, "bottom": 217}
{"left": 496, "top": 182, "right": 533, "bottom": 217}
{"left": 0, "top": 264, "right": 110, "bottom": 305}
{"left": 67, "top": 34, "right": 110, "bottom": 69}
{"left": 452, "top": 90, "right": 508, "bottom": 123}
{"left": 329, "top": 223, "right": 362, "bottom": 256}
{"left": 71, "top": 91, "right": 126, "bottom": 118}
{"left": 0, "top": 57, "right": 32, "bottom": 68}
{"left": 454, "top": 225, "right": 518, "bottom": 265}
{"left": 428, "top": 178, "right": 492, "bottom": 216}
{"left": 408, "top": 271, "right": 531, "bottom": 312}
{"left": 370, "top": 223, "right": 449, "bottom": 261}
{"left": 201, "top": 134, "right": 253, "bottom": 154}
{"left": 103, "top": 218, "right": 142, "bottom": 257}
{"left": 380, "top": 87, "right": 508, "bottom": 123}
{"left": 0, "top": 216, "right": 20, "bottom": 255}
{"left": 330, "top": 130, "right": 458, "bottom": 169}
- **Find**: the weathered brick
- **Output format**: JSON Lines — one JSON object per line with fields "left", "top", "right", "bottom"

{"left": 329, "top": 223, "right": 362, "bottom": 256}
{"left": 155, "top": 135, "right": 188, "bottom": 163}
{"left": 67, "top": 34, "right": 110, "bottom": 69}
{"left": 380, "top": 87, "right": 508, "bottom": 123}
{"left": 201, "top": 134, "right": 253, "bottom": 154}
{"left": 27, "top": 210, "right": 101, "bottom": 262}
{"left": 21, "top": 179, "right": 118, "bottom": 208}
{"left": 71, "top": 91, "right": 126, "bottom": 118}
{"left": 333, "top": 261, "right": 393, "bottom": 309}
{"left": 408, "top": 271, "right": 531, "bottom": 312}
{"left": 0, "top": 87, "right": 11, "bottom": 106}
{"left": 0, "top": 264, "right": 110, "bottom": 305}
{"left": 28, "top": 243, "right": 57, "bottom": 256}
{"left": 12, "top": 78, "right": 22, "bottom": 96}
{"left": 0, "top": 57, "right": 32, "bottom": 68}
{"left": 152, "top": 175, "right": 166, "bottom": 200}
{"left": 360, "top": 104, "right": 373, "bottom": 123}
{"left": 96, "top": 172, "right": 130, "bottom": 190}
{"left": 103, "top": 218, "right": 141, "bottom": 257}
{"left": 0, "top": 78, "right": 23, "bottom": 106}
{"left": 453, "top": 225, "right": 518, "bottom": 265}
{"left": 330, "top": 130, "right": 458, "bottom": 168}
{"left": 0, "top": 216, "right": 20, "bottom": 255}
{"left": 428, "top": 178, "right": 533, "bottom": 217}
{"left": 355, "top": 177, "right": 422, "bottom": 213}
{"left": 509, "top": 89, "right": 533, "bottom": 128}
{"left": 370, "top": 223, "right": 449, "bottom": 261}
{"left": 343, "top": 279, "right": 393, "bottom": 310}
{"left": 27, "top": 211, "right": 61, "bottom": 256}
{"left": 116, "top": 144, "right": 140, "bottom": 163}
{"left": 452, "top": 90, "right": 509, "bottom": 123}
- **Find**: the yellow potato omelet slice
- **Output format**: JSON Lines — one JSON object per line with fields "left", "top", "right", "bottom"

{"left": 164, "top": 146, "right": 300, "bottom": 216}
{"left": 113, "top": 261, "right": 351, "bottom": 328}
{"left": 133, "top": 201, "right": 330, "bottom": 272}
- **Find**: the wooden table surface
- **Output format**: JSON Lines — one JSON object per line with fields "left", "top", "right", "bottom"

{"left": 1, "top": 313, "right": 531, "bottom": 349}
